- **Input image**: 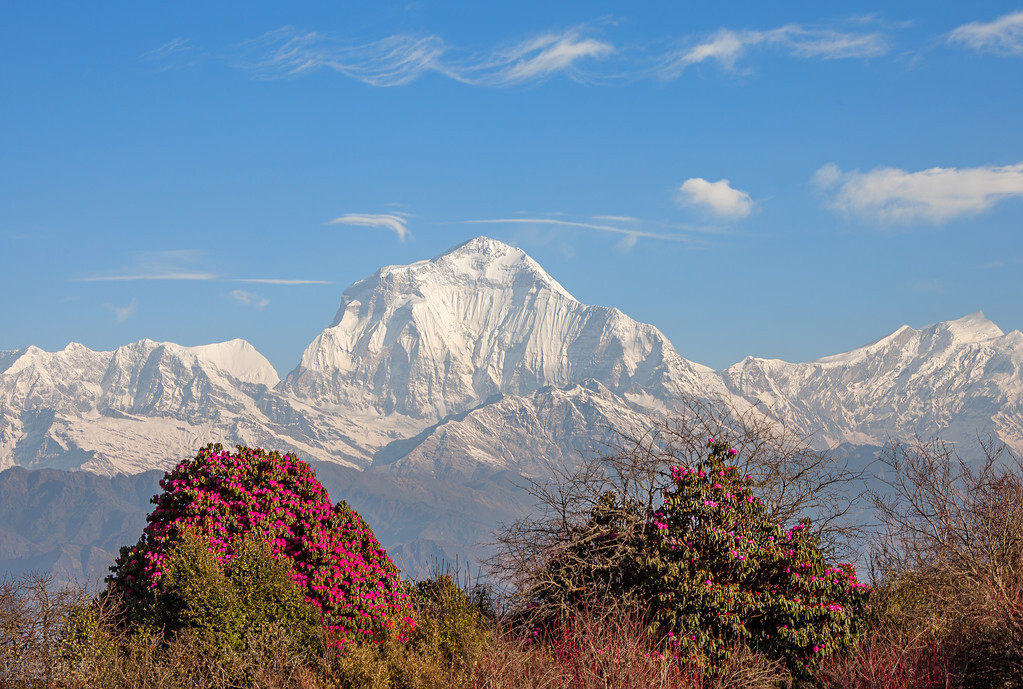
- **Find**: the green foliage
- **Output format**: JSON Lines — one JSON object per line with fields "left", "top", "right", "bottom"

{"left": 229, "top": 538, "right": 322, "bottom": 651}
{"left": 128, "top": 529, "right": 321, "bottom": 655}
{"left": 528, "top": 438, "right": 869, "bottom": 678}
{"left": 410, "top": 574, "right": 492, "bottom": 666}
{"left": 650, "top": 438, "right": 869, "bottom": 676}
{"left": 157, "top": 530, "right": 245, "bottom": 651}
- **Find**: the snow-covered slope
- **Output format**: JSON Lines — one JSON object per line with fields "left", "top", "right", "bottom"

{"left": 0, "top": 339, "right": 365, "bottom": 474}
{"left": 373, "top": 379, "right": 657, "bottom": 480}
{"left": 284, "top": 237, "right": 714, "bottom": 424}
{"left": 2, "top": 238, "right": 1021, "bottom": 476}
{"left": 718, "top": 312, "right": 1023, "bottom": 452}
{"left": 3, "top": 236, "right": 1023, "bottom": 583}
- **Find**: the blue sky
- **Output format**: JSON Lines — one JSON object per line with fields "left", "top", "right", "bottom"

{"left": 2, "top": 2, "right": 1022, "bottom": 376}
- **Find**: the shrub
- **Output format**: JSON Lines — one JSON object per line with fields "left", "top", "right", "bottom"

{"left": 410, "top": 574, "right": 493, "bottom": 667}
{"left": 108, "top": 443, "right": 414, "bottom": 647}
{"left": 139, "top": 530, "right": 322, "bottom": 654}
{"left": 868, "top": 437, "right": 1023, "bottom": 687}
{"left": 526, "top": 438, "right": 869, "bottom": 678}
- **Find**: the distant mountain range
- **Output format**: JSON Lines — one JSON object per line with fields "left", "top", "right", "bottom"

{"left": 2, "top": 236, "right": 1021, "bottom": 581}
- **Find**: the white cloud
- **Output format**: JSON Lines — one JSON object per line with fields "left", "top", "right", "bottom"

{"left": 103, "top": 298, "right": 138, "bottom": 323}
{"left": 462, "top": 217, "right": 700, "bottom": 249}
{"left": 235, "top": 25, "right": 611, "bottom": 87}
{"left": 237, "top": 28, "right": 446, "bottom": 86}
{"left": 814, "top": 162, "right": 1023, "bottom": 223}
{"left": 232, "top": 278, "right": 333, "bottom": 284}
{"left": 329, "top": 213, "right": 411, "bottom": 241}
{"left": 660, "top": 30, "right": 746, "bottom": 76}
{"left": 764, "top": 25, "right": 889, "bottom": 59}
{"left": 948, "top": 11, "right": 1023, "bottom": 56}
{"left": 591, "top": 215, "right": 639, "bottom": 223}
{"left": 677, "top": 178, "right": 753, "bottom": 219}
{"left": 78, "top": 273, "right": 217, "bottom": 281}
{"left": 616, "top": 232, "right": 640, "bottom": 252}
{"left": 657, "top": 24, "right": 887, "bottom": 78}
{"left": 77, "top": 250, "right": 217, "bottom": 281}
{"left": 143, "top": 37, "right": 202, "bottom": 70}
{"left": 230, "top": 289, "right": 269, "bottom": 309}
{"left": 457, "top": 29, "right": 613, "bottom": 86}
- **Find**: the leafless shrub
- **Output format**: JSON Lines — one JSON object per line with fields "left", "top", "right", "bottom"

{"left": 815, "top": 622, "right": 957, "bottom": 689}
{"left": 0, "top": 571, "right": 91, "bottom": 687}
{"left": 870, "top": 436, "right": 1023, "bottom": 688}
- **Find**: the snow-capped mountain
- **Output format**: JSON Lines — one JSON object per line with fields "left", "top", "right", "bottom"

{"left": 372, "top": 379, "right": 659, "bottom": 481}
{"left": 719, "top": 311, "right": 1023, "bottom": 452}
{"left": 0, "top": 338, "right": 370, "bottom": 474}
{"left": 284, "top": 237, "right": 715, "bottom": 425}
{"left": 2, "top": 236, "right": 1022, "bottom": 581}
{"left": 2, "top": 237, "right": 1021, "bottom": 479}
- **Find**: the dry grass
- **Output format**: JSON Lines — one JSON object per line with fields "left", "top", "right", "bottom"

{"left": 0, "top": 574, "right": 788, "bottom": 689}
{"left": 469, "top": 606, "right": 784, "bottom": 689}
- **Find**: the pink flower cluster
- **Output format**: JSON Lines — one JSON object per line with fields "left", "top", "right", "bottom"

{"left": 109, "top": 444, "right": 414, "bottom": 646}
{"left": 650, "top": 437, "right": 869, "bottom": 675}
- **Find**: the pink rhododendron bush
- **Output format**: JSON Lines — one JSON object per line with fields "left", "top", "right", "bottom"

{"left": 650, "top": 438, "right": 869, "bottom": 677}
{"left": 524, "top": 438, "right": 869, "bottom": 679}
{"left": 107, "top": 443, "right": 414, "bottom": 647}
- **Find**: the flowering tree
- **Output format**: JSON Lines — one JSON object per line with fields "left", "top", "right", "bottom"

{"left": 108, "top": 444, "right": 414, "bottom": 646}
{"left": 520, "top": 438, "right": 868, "bottom": 677}
{"left": 650, "top": 438, "right": 868, "bottom": 676}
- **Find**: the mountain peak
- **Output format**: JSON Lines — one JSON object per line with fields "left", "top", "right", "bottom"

{"left": 289, "top": 236, "right": 703, "bottom": 421}
{"left": 941, "top": 310, "right": 1004, "bottom": 342}
{"left": 332, "top": 237, "right": 576, "bottom": 328}
{"left": 430, "top": 236, "right": 576, "bottom": 302}
{"left": 444, "top": 235, "right": 513, "bottom": 255}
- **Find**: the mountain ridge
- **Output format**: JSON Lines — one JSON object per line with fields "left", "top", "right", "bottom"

{"left": 1, "top": 237, "right": 1021, "bottom": 478}
{"left": 3, "top": 236, "right": 1022, "bottom": 582}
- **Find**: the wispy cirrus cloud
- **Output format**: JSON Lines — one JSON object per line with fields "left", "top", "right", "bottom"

{"left": 234, "top": 25, "right": 612, "bottom": 87}
{"left": 76, "top": 250, "right": 333, "bottom": 285}
{"left": 591, "top": 215, "right": 639, "bottom": 223}
{"left": 948, "top": 11, "right": 1023, "bottom": 56}
{"left": 231, "top": 278, "right": 333, "bottom": 285}
{"left": 237, "top": 30, "right": 446, "bottom": 86}
{"left": 329, "top": 213, "right": 411, "bottom": 241}
{"left": 76, "top": 250, "right": 218, "bottom": 282}
{"left": 462, "top": 217, "right": 706, "bottom": 252}
{"left": 79, "top": 272, "right": 217, "bottom": 282}
{"left": 451, "top": 28, "right": 614, "bottom": 86}
{"left": 230, "top": 289, "right": 269, "bottom": 309}
{"left": 170, "top": 18, "right": 898, "bottom": 88}
{"left": 655, "top": 23, "right": 888, "bottom": 78}
{"left": 143, "top": 37, "right": 203, "bottom": 70}
{"left": 677, "top": 178, "right": 754, "bottom": 219}
{"left": 813, "top": 162, "right": 1023, "bottom": 223}
{"left": 103, "top": 298, "right": 138, "bottom": 323}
